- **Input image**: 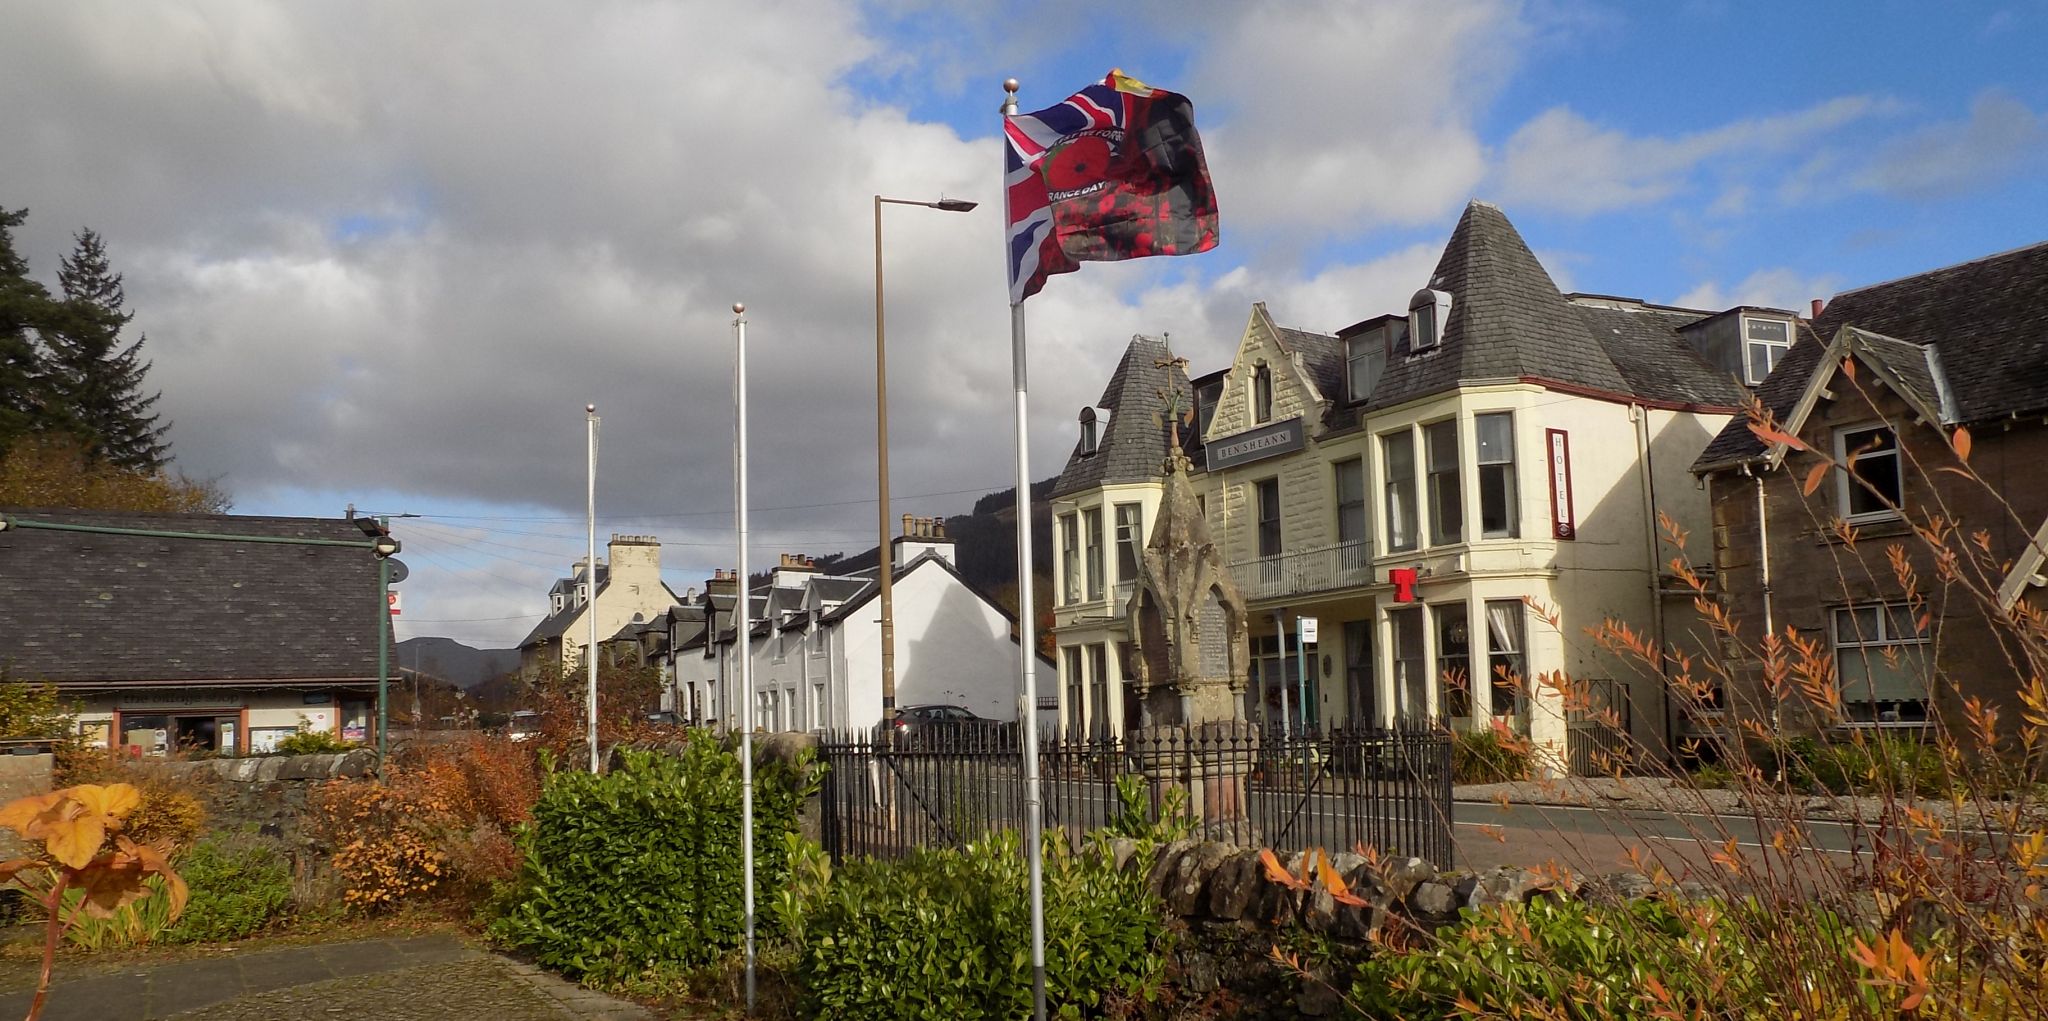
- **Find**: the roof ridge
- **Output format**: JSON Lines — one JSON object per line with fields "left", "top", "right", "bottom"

{"left": 1830, "top": 237, "right": 2048, "bottom": 299}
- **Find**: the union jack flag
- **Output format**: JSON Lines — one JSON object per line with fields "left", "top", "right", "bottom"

{"left": 1004, "top": 71, "right": 1218, "bottom": 304}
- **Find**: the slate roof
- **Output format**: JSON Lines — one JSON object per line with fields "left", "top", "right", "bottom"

{"left": 0, "top": 509, "right": 388, "bottom": 686}
{"left": 1052, "top": 336, "right": 1197, "bottom": 499}
{"left": 1694, "top": 238, "right": 2048, "bottom": 470}
{"left": 1573, "top": 304, "right": 1749, "bottom": 408}
{"left": 1267, "top": 321, "right": 1355, "bottom": 433}
{"left": 1365, "top": 201, "right": 1677, "bottom": 414}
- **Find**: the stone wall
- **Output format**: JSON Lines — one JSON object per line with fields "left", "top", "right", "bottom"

{"left": 1124, "top": 838, "right": 1584, "bottom": 1017}
{"left": 142, "top": 750, "right": 378, "bottom": 844}
{"left": 0, "top": 750, "right": 53, "bottom": 859}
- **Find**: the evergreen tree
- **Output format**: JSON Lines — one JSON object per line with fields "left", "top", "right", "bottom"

{"left": 0, "top": 207, "right": 60, "bottom": 452}
{"left": 48, "top": 228, "right": 170, "bottom": 470}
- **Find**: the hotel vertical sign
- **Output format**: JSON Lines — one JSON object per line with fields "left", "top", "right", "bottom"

{"left": 1546, "top": 428, "right": 1575, "bottom": 540}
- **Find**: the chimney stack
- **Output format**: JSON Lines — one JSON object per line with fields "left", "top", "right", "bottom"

{"left": 1810, "top": 298, "right": 1825, "bottom": 319}
{"left": 772, "top": 552, "right": 819, "bottom": 589}
{"left": 705, "top": 568, "right": 740, "bottom": 597}
{"left": 891, "top": 515, "right": 957, "bottom": 568}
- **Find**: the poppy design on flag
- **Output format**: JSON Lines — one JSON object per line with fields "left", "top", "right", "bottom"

{"left": 1005, "top": 70, "right": 1218, "bottom": 303}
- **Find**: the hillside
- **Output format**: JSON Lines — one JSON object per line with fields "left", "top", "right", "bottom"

{"left": 395, "top": 636, "right": 520, "bottom": 689}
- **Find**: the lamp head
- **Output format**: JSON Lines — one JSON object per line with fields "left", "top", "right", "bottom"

{"left": 935, "top": 198, "right": 977, "bottom": 213}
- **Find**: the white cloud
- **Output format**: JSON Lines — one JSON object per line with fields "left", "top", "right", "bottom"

{"left": 1673, "top": 267, "right": 1842, "bottom": 315}
{"left": 1850, "top": 90, "right": 2048, "bottom": 199}
{"left": 1495, "top": 96, "right": 1891, "bottom": 216}
{"left": 1185, "top": 0, "right": 1524, "bottom": 238}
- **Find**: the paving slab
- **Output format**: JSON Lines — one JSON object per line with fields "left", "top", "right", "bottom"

{"left": 0, "top": 935, "right": 653, "bottom": 1020}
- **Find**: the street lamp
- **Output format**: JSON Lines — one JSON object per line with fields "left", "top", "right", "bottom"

{"left": 355, "top": 516, "right": 403, "bottom": 764}
{"left": 874, "top": 194, "right": 977, "bottom": 718}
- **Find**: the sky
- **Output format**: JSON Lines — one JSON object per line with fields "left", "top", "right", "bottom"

{"left": 4, "top": 0, "right": 2045, "bottom": 649}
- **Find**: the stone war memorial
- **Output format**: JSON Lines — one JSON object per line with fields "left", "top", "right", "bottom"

{"left": 1123, "top": 436, "right": 1259, "bottom": 842}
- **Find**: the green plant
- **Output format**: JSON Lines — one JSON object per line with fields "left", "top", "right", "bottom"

{"left": 1689, "top": 763, "right": 1735, "bottom": 789}
{"left": 275, "top": 728, "right": 356, "bottom": 756}
{"left": 1347, "top": 897, "right": 1807, "bottom": 1020}
{"left": 160, "top": 832, "right": 292, "bottom": 943}
{"left": 58, "top": 875, "right": 175, "bottom": 951}
{"left": 1450, "top": 726, "right": 1531, "bottom": 785}
{"left": 0, "top": 678, "right": 74, "bottom": 738}
{"left": 490, "top": 739, "right": 817, "bottom": 986}
{"left": 1102, "top": 773, "right": 1193, "bottom": 848}
{"left": 793, "top": 832, "right": 1166, "bottom": 1020}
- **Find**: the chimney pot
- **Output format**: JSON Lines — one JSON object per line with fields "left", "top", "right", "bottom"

{"left": 901, "top": 513, "right": 913, "bottom": 537}
{"left": 1810, "top": 298, "right": 1824, "bottom": 319}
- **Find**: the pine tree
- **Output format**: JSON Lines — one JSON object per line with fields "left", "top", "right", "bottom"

{"left": 48, "top": 228, "right": 170, "bottom": 470}
{"left": 0, "top": 207, "right": 60, "bottom": 453}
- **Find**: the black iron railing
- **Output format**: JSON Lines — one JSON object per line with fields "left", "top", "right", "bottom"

{"left": 815, "top": 726, "right": 1453, "bottom": 867}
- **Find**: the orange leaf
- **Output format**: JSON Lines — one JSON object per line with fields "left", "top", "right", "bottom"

{"left": 0, "top": 792, "right": 62, "bottom": 837}
{"left": 70, "top": 784, "right": 140, "bottom": 823}
{"left": 1841, "top": 357, "right": 1857, "bottom": 380}
{"left": 1950, "top": 426, "right": 1972, "bottom": 463}
{"left": 1258, "top": 848, "right": 1303, "bottom": 890}
{"left": 1315, "top": 849, "right": 1348, "bottom": 896}
{"left": 44, "top": 811, "right": 107, "bottom": 870}
{"left": 1801, "top": 461, "right": 1830, "bottom": 497}
{"left": 1745, "top": 423, "right": 1809, "bottom": 452}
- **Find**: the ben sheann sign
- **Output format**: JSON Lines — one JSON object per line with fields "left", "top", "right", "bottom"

{"left": 1205, "top": 417, "right": 1305, "bottom": 471}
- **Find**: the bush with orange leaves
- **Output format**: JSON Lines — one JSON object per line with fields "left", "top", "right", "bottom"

{"left": 307, "top": 734, "right": 546, "bottom": 911}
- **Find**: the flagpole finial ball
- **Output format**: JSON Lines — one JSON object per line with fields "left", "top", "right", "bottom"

{"left": 585, "top": 403, "right": 596, "bottom": 414}
{"left": 732, "top": 301, "right": 746, "bottom": 315}
{"left": 1003, "top": 78, "right": 1018, "bottom": 94}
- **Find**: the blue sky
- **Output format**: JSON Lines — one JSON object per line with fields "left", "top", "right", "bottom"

{"left": 5, "top": 1, "right": 2044, "bottom": 647}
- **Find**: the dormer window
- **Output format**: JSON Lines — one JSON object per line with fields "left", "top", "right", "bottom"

{"left": 576, "top": 583, "right": 590, "bottom": 606}
{"left": 1345, "top": 322, "right": 1397, "bottom": 403}
{"left": 552, "top": 594, "right": 565, "bottom": 614}
{"left": 1078, "top": 406, "right": 1107, "bottom": 455}
{"left": 1742, "top": 316, "right": 1792, "bottom": 385}
{"left": 1251, "top": 363, "right": 1273, "bottom": 423}
{"left": 1409, "top": 289, "right": 1452, "bottom": 352}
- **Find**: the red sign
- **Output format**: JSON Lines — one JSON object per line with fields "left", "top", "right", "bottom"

{"left": 387, "top": 591, "right": 402, "bottom": 617}
{"left": 1389, "top": 568, "right": 1419, "bottom": 603}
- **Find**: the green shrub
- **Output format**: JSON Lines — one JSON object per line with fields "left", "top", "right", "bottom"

{"left": 490, "top": 740, "right": 816, "bottom": 986}
{"left": 275, "top": 729, "right": 356, "bottom": 755}
{"left": 60, "top": 876, "right": 177, "bottom": 951}
{"left": 162, "top": 832, "right": 294, "bottom": 943}
{"left": 1451, "top": 727, "right": 1530, "bottom": 785}
{"left": 793, "top": 832, "right": 1166, "bottom": 1020}
{"left": 1689, "top": 763, "right": 1735, "bottom": 790}
{"left": 1775, "top": 734, "right": 1951, "bottom": 796}
{"left": 0, "top": 677, "right": 73, "bottom": 738}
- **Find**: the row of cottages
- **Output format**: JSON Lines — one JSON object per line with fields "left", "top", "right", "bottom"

{"left": 515, "top": 533, "right": 684, "bottom": 679}
{"left": 1053, "top": 201, "right": 1772, "bottom": 769}
{"left": 663, "top": 519, "right": 1055, "bottom": 734}
{"left": 1692, "top": 240, "right": 2048, "bottom": 741}
{"left": 0, "top": 509, "right": 392, "bottom": 755}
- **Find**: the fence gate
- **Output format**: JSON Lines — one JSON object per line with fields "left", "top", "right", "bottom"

{"left": 1566, "top": 678, "right": 1634, "bottom": 775}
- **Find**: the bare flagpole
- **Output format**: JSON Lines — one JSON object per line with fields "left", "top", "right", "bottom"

{"left": 732, "top": 301, "right": 757, "bottom": 1013}
{"left": 1002, "top": 76, "right": 1050, "bottom": 1021}
{"left": 586, "top": 404, "right": 601, "bottom": 774}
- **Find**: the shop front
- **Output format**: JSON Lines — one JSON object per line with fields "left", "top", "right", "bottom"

{"left": 70, "top": 686, "right": 379, "bottom": 757}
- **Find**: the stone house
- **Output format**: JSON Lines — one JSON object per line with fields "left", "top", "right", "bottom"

{"left": 0, "top": 509, "right": 394, "bottom": 755}
{"left": 1692, "top": 239, "right": 2048, "bottom": 739}
{"left": 1053, "top": 201, "right": 1757, "bottom": 771}
{"left": 517, "top": 533, "right": 683, "bottom": 679}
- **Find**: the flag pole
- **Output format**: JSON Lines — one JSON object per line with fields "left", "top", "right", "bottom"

{"left": 732, "top": 301, "right": 757, "bottom": 1014}
{"left": 1003, "top": 75, "right": 1050, "bottom": 1021}
{"left": 586, "top": 404, "right": 600, "bottom": 774}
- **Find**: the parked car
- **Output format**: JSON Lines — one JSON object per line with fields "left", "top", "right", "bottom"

{"left": 506, "top": 710, "right": 543, "bottom": 742}
{"left": 890, "top": 704, "right": 1007, "bottom": 747}
{"left": 644, "top": 711, "right": 681, "bottom": 728}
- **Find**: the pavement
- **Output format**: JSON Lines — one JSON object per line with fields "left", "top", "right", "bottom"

{"left": 0, "top": 935, "right": 654, "bottom": 1021}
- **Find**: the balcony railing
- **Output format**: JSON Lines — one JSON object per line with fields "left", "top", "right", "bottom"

{"left": 1230, "top": 540, "right": 1374, "bottom": 601}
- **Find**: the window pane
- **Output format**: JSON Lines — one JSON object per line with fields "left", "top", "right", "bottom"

{"left": 1747, "top": 343, "right": 1775, "bottom": 384}
{"left": 1115, "top": 503, "right": 1143, "bottom": 583}
{"left": 1435, "top": 603, "right": 1470, "bottom": 718}
{"left": 1425, "top": 421, "right": 1461, "bottom": 545}
{"left": 1886, "top": 604, "right": 1923, "bottom": 641}
{"left": 1059, "top": 515, "right": 1080, "bottom": 605}
{"left": 1476, "top": 413, "right": 1513, "bottom": 464}
{"left": 1413, "top": 303, "right": 1436, "bottom": 348}
{"left": 1084, "top": 508, "right": 1104, "bottom": 600}
{"left": 1257, "top": 478, "right": 1282, "bottom": 557}
{"left": 1336, "top": 459, "right": 1366, "bottom": 544}
{"left": 1383, "top": 433, "right": 1417, "bottom": 552}
{"left": 1392, "top": 609, "right": 1427, "bottom": 725}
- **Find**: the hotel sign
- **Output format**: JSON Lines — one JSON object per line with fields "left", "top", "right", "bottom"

{"left": 1205, "top": 417, "right": 1304, "bottom": 471}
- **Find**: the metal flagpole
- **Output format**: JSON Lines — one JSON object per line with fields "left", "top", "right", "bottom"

{"left": 586, "top": 404, "right": 601, "bottom": 773}
{"left": 1002, "top": 76, "right": 1050, "bottom": 1021}
{"left": 732, "top": 301, "right": 757, "bottom": 1013}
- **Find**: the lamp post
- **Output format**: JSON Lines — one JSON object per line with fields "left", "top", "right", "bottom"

{"left": 874, "top": 194, "right": 976, "bottom": 716}
{"left": 355, "top": 516, "right": 402, "bottom": 765}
